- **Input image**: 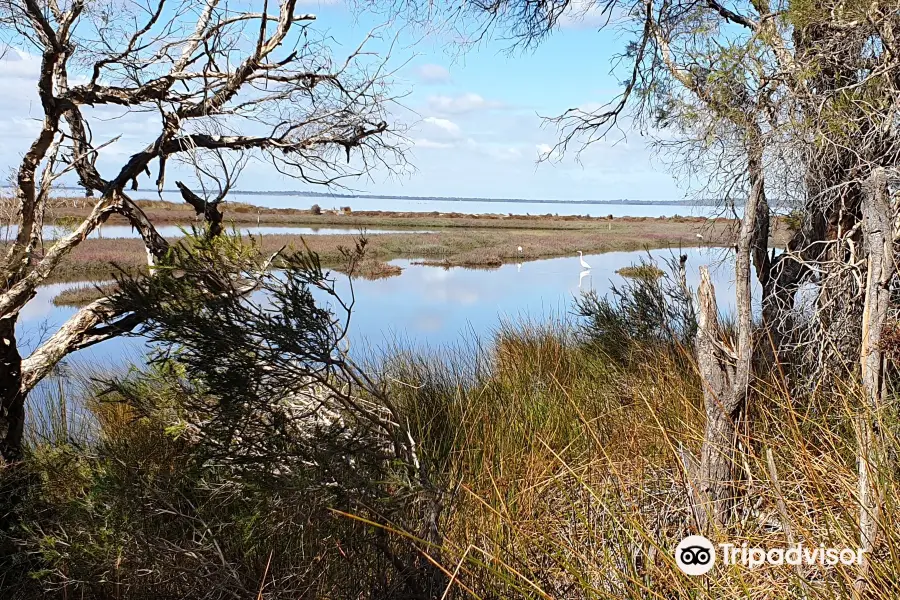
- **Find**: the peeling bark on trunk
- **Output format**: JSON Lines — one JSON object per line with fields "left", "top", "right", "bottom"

{"left": 694, "top": 267, "right": 737, "bottom": 532}
{"left": 854, "top": 167, "right": 893, "bottom": 592}
{"left": 693, "top": 139, "right": 763, "bottom": 532}
{"left": 760, "top": 183, "right": 832, "bottom": 362}
{"left": 860, "top": 167, "right": 892, "bottom": 410}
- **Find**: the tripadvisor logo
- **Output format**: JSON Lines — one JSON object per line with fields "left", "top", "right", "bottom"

{"left": 675, "top": 535, "right": 716, "bottom": 575}
{"left": 674, "top": 535, "right": 866, "bottom": 576}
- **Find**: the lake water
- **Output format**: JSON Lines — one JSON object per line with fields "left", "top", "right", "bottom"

{"left": 19, "top": 247, "right": 745, "bottom": 381}
{"left": 0, "top": 224, "right": 430, "bottom": 241}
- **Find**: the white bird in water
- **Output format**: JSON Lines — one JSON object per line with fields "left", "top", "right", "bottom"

{"left": 577, "top": 250, "right": 592, "bottom": 270}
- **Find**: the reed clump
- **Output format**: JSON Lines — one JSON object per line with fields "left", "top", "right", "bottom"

{"left": 616, "top": 263, "right": 665, "bottom": 279}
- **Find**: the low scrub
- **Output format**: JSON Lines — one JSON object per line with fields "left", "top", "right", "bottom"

{"left": 616, "top": 263, "right": 665, "bottom": 279}
{"left": 334, "top": 257, "right": 403, "bottom": 280}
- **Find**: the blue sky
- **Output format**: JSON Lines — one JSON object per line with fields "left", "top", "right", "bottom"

{"left": 0, "top": 1, "right": 682, "bottom": 201}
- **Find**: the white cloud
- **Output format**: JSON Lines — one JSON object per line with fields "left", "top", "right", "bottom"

{"left": 414, "top": 64, "right": 451, "bottom": 84}
{"left": 463, "top": 138, "right": 523, "bottom": 161}
{"left": 0, "top": 48, "right": 41, "bottom": 80}
{"left": 427, "top": 93, "right": 505, "bottom": 115}
{"left": 413, "top": 138, "right": 455, "bottom": 149}
{"left": 422, "top": 116, "right": 460, "bottom": 136}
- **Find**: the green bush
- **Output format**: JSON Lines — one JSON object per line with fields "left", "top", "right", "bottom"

{"left": 575, "top": 254, "right": 696, "bottom": 361}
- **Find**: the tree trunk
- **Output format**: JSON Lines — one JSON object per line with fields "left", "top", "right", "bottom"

{"left": 860, "top": 167, "right": 892, "bottom": 409}
{"left": 854, "top": 167, "right": 893, "bottom": 593}
{"left": 694, "top": 267, "right": 737, "bottom": 531}
{"left": 176, "top": 181, "right": 224, "bottom": 238}
{"left": 693, "top": 137, "right": 764, "bottom": 531}
{"left": 0, "top": 317, "right": 23, "bottom": 463}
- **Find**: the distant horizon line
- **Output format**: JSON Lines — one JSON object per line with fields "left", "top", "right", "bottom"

{"left": 56, "top": 186, "right": 716, "bottom": 206}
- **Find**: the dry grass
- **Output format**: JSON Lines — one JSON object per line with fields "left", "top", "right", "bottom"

{"left": 12, "top": 306, "right": 900, "bottom": 598}
{"left": 333, "top": 258, "right": 403, "bottom": 280}
{"left": 384, "top": 323, "right": 900, "bottom": 599}
{"left": 3, "top": 196, "right": 796, "bottom": 233}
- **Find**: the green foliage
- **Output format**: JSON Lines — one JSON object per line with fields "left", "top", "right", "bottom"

{"left": 783, "top": 209, "right": 804, "bottom": 232}
{"left": 616, "top": 263, "right": 665, "bottom": 280}
{"left": 2, "top": 231, "right": 442, "bottom": 599}
{"left": 575, "top": 254, "right": 697, "bottom": 361}
{"left": 50, "top": 216, "right": 82, "bottom": 231}
{"left": 5, "top": 399, "right": 428, "bottom": 599}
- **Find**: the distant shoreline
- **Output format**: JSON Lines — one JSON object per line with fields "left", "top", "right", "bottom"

{"left": 53, "top": 186, "right": 711, "bottom": 207}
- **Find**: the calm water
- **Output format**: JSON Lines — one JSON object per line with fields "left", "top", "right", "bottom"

{"left": 1, "top": 224, "right": 431, "bottom": 241}
{"left": 19, "top": 247, "right": 745, "bottom": 377}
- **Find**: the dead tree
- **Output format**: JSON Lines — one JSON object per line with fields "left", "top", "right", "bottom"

{"left": 693, "top": 267, "right": 738, "bottom": 530}
{"left": 860, "top": 168, "right": 894, "bottom": 413}
{"left": 0, "top": 0, "right": 403, "bottom": 462}
{"left": 176, "top": 182, "right": 225, "bottom": 238}
{"left": 854, "top": 167, "right": 896, "bottom": 590}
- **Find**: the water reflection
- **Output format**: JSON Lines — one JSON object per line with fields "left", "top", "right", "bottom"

{"left": 17, "top": 247, "right": 746, "bottom": 381}
{"left": 319, "top": 247, "right": 744, "bottom": 355}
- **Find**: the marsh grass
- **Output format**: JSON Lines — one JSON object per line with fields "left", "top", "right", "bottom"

{"left": 333, "top": 257, "right": 403, "bottom": 280}
{"left": 50, "top": 282, "right": 118, "bottom": 307}
{"left": 5, "top": 213, "right": 765, "bottom": 284}
{"left": 8, "top": 293, "right": 900, "bottom": 598}
{"left": 379, "top": 319, "right": 900, "bottom": 599}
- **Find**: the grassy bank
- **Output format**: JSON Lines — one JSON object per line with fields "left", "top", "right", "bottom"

{"left": 51, "top": 283, "right": 119, "bottom": 307}
{"left": 35, "top": 197, "right": 746, "bottom": 230}
{"left": 25, "top": 212, "right": 790, "bottom": 283}
{"left": 387, "top": 323, "right": 900, "bottom": 598}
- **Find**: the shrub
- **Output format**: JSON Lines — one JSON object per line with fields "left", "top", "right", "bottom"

{"left": 310, "top": 203, "right": 322, "bottom": 215}
{"left": 616, "top": 264, "right": 665, "bottom": 280}
{"left": 6, "top": 389, "right": 435, "bottom": 599}
{"left": 783, "top": 209, "right": 803, "bottom": 232}
{"left": 575, "top": 253, "right": 696, "bottom": 361}
{"left": 0, "top": 233, "right": 446, "bottom": 599}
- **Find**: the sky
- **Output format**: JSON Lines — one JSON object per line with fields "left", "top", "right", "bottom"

{"left": 0, "top": 0, "right": 683, "bottom": 202}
